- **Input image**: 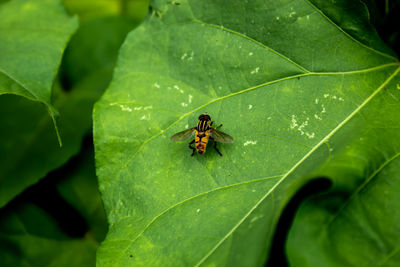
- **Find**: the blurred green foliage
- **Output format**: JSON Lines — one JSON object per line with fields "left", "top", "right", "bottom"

{"left": 0, "top": 0, "right": 149, "bottom": 266}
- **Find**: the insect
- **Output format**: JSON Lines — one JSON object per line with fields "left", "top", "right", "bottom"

{"left": 170, "top": 114, "right": 234, "bottom": 156}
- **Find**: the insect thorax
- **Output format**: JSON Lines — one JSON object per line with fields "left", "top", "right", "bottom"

{"left": 196, "top": 119, "right": 210, "bottom": 132}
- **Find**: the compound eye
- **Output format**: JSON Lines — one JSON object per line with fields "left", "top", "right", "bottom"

{"left": 199, "top": 114, "right": 211, "bottom": 121}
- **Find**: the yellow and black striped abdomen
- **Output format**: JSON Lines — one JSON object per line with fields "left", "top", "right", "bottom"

{"left": 195, "top": 130, "right": 210, "bottom": 154}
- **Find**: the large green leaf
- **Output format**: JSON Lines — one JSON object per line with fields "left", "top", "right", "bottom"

{"left": 0, "top": 0, "right": 78, "bottom": 143}
{"left": 93, "top": 0, "right": 400, "bottom": 265}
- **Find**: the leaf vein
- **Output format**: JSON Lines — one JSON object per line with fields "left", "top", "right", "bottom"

{"left": 113, "top": 174, "right": 283, "bottom": 266}
{"left": 191, "top": 19, "right": 310, "bottom": 73}
{"left": 379, "top": 242, "right": 400, "bottom": 266}
{"left": 323, "top": 151, "right": 400, "bottom": 231}
{"left": 117, "top": 63, "right": 398, "bottom": 170}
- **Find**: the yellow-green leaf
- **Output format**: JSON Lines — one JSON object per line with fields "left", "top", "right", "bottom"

{"left": 94, "top": 0, "right": 400, "bottom": 265}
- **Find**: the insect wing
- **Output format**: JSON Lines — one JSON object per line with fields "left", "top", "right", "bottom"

{"left": 210, "top": 128, "right": 234, "bottom": 143}
{"left": 170, "top": 128, "right": 195, "bottom": 142}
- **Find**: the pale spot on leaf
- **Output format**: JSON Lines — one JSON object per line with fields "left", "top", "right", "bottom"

{"left": 244, "top": 140, "right": 257, "bottom": 146}
{"left": 250, "top": 67, "right": 260, "bottom": 74}
{"left": 306, "top": 132, "right": 315, "bottom": 139}
{"left": 140, "top": 114, "right": 150, "bottom": 120}
{"left": 119, "top": 105, "right": 132, "bottom": 112}
{"left": 290, "top": 115, "right": 298, "bottom": 129}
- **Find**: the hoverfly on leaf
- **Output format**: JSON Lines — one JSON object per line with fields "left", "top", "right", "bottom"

{"left": 170, "top": 114, "right": 233, "bottom": 156}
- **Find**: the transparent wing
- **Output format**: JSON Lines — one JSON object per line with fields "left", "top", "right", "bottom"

{"left": 210, "top": 128, "right": 234, "bottom": 143}
{"left": 170, "top": 128, "right": 195, "bottom": 142}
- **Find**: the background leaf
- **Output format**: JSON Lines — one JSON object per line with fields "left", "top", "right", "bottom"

{"left": 0, "top": 0, "right": 78, "bottom": 143}
{"left": 0, "top": 0, "right": 146, "bottom": 208}
{"left": 94, "top": 0, "right": 400, "bottom": 266}
{"left": 61, "top": 16, "right": 142, "bottom": 87}
{"left": 0, "top": 0, "right": 150, "bottom": 266}
{"left": 0, "top": 146, "right": 107, "bottom": 267}
{"left": 361, "top": 0, "right": 400, "bottom": 56}
{"left": 0, "top": 75, "right": 105, "bottom": 208}
{"left": 62, "top": 0, "right": 149, "bottom": 23}
{"left": 0, "top": 0, "right": 79, "bottom": 207}
{"left": 56, "top": 146, "right": 108, "bottom": 246}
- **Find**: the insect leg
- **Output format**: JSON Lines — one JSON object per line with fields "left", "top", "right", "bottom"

{"left": 212, "top": 138, "right": 223, "bottom": 157}
{"left": 210, "top": 121, "right": 223, "bottom": 129}
{"left": 188, "top": 139, "right": 196, "bottom": 156}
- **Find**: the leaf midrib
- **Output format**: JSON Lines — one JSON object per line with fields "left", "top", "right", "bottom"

{"left": 379, "top": 242, "right": 400, "bottom": 266}
{"left": 191, "top": 19, "right": 310, "bottom": 73}
{"left": 0, "top": 68, "right": 41, "bottom": 101}
{"left": 112, "top": 174, "right": 283, "bottom": 266}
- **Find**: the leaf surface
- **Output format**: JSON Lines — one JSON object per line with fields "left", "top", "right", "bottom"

{"left": 93, "top": 0, "right": 400, "bottom": 265}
